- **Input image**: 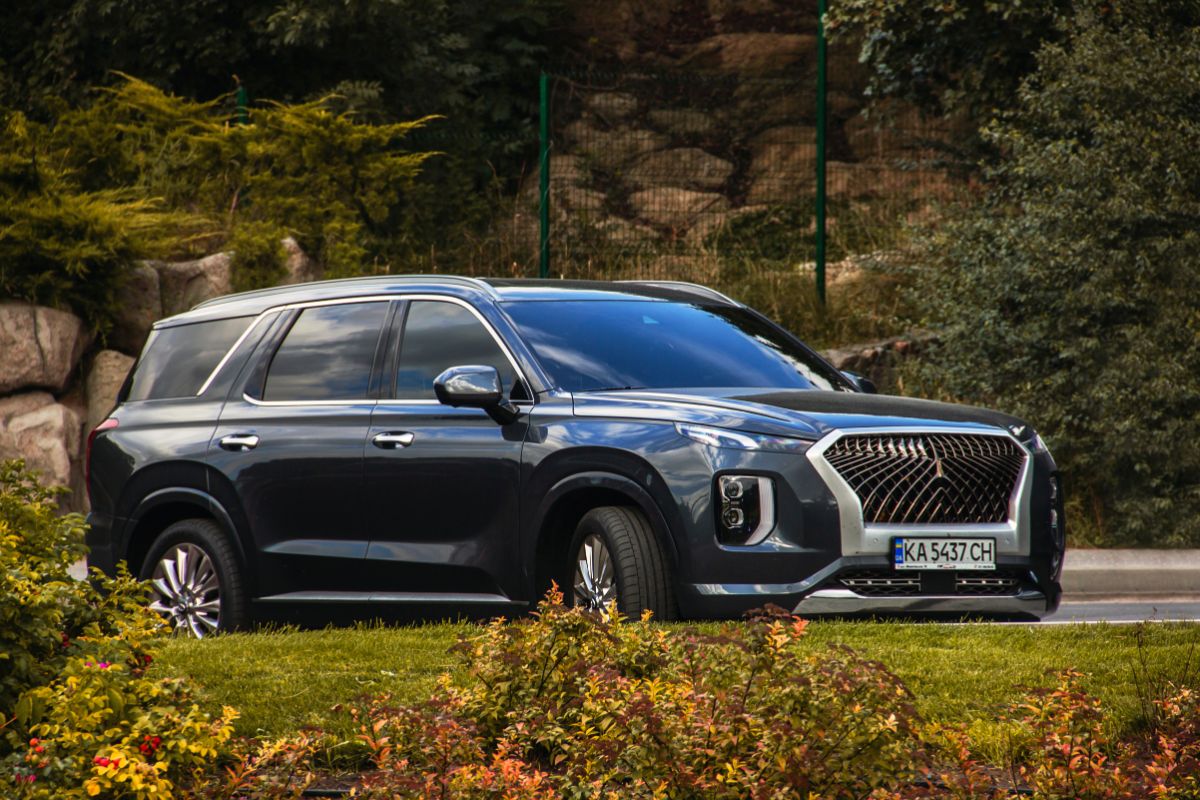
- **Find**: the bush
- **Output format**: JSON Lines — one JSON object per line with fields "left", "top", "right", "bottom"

{"left": 0, "top": 461, "right": 237, "bottom": 798}
{"left": 343, "top": 593, "right": 926, "bottom": 799}
{"left": 189, "top": 596, "right": 1200, "bottom": 799}
{"left": 1, "top": 77, "right": 438, "bottom": 331}
{"left": 910, "top": 0, "right": 1200, "bottom": 546}
{"left": 0, "top": 110, "right": 196, "bottom": 329}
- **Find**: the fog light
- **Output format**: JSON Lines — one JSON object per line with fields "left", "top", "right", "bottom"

{"left": 716, "top": 475, "right": 775, "bottom": 546}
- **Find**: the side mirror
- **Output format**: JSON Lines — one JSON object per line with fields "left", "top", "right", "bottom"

{"left": 841, "top": 370, "right": 878, "bottom": 394}
{"left": 433, "top": 365, "right": 519, "bottom": 424}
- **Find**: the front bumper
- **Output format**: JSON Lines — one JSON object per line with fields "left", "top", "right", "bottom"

{"left": 678, "top": 554, "right": 1061, "bottom": 619}
{"left": 794, "top": 586, "right": 1049, "bottom": 618}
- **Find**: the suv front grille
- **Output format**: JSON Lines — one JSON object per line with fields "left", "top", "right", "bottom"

{"left": 823, "top": 433, "right": 1024, "bottom": 524}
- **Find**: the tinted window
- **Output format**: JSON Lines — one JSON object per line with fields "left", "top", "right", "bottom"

{"left": 263, "top": 302, "right": 387, "bottom": 401}
{"left": 396, "top": 301, "right": 518, "bottom": 400}
{"left": 128, "top": 317, "right": 252, "bottom": 401}
{"left": 502, "top": 300, "right": 843, "bottom": 392}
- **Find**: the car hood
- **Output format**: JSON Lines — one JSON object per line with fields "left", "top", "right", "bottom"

{"left": 571, "top": 388, "right": 1028, "bottom": 440}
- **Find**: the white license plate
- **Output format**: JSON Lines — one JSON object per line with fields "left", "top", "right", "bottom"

{"left": 893, "top": 537, "right": 996, "bottom": 570}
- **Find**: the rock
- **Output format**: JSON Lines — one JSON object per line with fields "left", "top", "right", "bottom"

{"left": 86, "top": 351, "right": 136, "bottom": 434}
{"left": 684, "top": 205, "right": 770, "bottom": 247}
{"left": 745, "top": 125, "right": 818, "bottom": 204}
{"left": 0, "top": 392, "right": 81, "bottom": 490}
{"left": 110, "top": 263, "right": 161, "bottom": 355}
{"left": 280, "top": 238, "right": 322, "bottom": 286}
{"left": 584, "top": 92, "right": 639, "bottom": 120}
{"left": 593, "top": 217, "right": 658, "bottom": 246}
{"left": 827, "top": 91, "right": 861, "bottom": 118}
{"left": 0, "top": 304, "right": 88, "bottom": 394}
{"left": 826, "top": 39, "right": 871, "bottom": 92}
{"left": 683, "top": 33, "right": 815, "bottom": 74}
{"left": 564, "top": 121, "right": 670, "bottom": 166}
{"left": 826, "top": 161, "right": 939, "bottom": 201}
{"left": 708, "top": 0, "right": 804, "bottom": 30}
{"left": 628, "top": 188, "right": 730, "bottom": 233}
{"left": 842, "top": 101, "right": 934, "bottom": 162}
{"left": 821, "top": 331, "right": 939, "bottom": 388}
{"left": 562, "top": 188, "right": 609, "bottom": 214}
{"left": 625, "top": 148, "right": 735, "bottom": 191}
{"left": 154, "top": 252, "right": 233, "bottom": 317}
{"left": 519, "top": 154, "right": 593, "bottom": 208}
{"left": 646, "top": 108, "right": 715, "bottom": 138}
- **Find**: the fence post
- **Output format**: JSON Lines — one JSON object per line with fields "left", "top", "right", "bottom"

{"left": 538, "top": 71, "right": 551, "bottom": 279}
{"left": 815, "top": 0, "right": 828, "bottom": 305}
{"left": 234, "top": 78, "right": 249, "bottom": 126}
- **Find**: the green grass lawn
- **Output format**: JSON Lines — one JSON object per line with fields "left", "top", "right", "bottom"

{"left": 155, "top": 620, "right": 1197, "bottom": 749}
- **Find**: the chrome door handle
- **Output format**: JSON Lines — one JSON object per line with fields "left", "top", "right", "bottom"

{"left": 372, "top": 432, "right": 415, "bottom": 449}
{"left": 219, "top": 434, "right": 259, "bottom": 451}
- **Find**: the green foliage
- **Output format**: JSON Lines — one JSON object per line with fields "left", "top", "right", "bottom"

{"left": 826, "top": 0, "right": 1072, "bottom": 138}
{"left": 1, "top": 76, "right": 437, "bottom": 327}
{"left": 911, "top": 0, "right": 1200, "bottom": 546}
{"left": 0, "top": 110, "right": 195, "bottom": 330}
{"left": 0, "top": 461, "right": 237, "bottom": 797}
{"left": 0, "top": 0, "right": 565, "bottom": 253}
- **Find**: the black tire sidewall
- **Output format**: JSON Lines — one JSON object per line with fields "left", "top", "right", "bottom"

{"left": 565, "top": 512, "right": 628, "bottom": 615}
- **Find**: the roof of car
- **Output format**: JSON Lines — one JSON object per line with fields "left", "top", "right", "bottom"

{"left": 158, "top": 275, "right": 740, "bottom": 326}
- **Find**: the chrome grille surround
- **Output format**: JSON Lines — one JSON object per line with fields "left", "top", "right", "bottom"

{"left": 806, "top": 426, "right": 1034, "bottom": 558}
{"left": 823, "top": 433, "right": 1025, "bottom": 524}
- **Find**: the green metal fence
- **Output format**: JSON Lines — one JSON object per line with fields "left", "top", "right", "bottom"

{"left": 530, "top": 62, "right": 963, "bottom": 300}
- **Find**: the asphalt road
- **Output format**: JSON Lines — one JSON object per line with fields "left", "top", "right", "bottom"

{"left": 1040, "top": 598, "right": 1200, "bottom": 624}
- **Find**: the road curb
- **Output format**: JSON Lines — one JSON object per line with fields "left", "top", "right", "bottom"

{"left": 1063, "top": 549, "right": 1200, "bottom": 597}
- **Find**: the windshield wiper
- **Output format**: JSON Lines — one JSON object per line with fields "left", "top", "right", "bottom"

{"left": 587, "top": 385, "right": 645, "bottom": 392}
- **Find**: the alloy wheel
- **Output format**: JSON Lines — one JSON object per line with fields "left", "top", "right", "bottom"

{"left": 148, "top": 543, "right": 221, "bottom": 638}
{"left": 573, "top": 533, "right": 617, "bottom": 612}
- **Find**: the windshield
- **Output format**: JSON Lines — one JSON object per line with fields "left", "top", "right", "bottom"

{"left": 502, "top": 299, "right": 844, "bottom": 393}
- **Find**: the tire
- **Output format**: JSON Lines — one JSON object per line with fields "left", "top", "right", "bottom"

{"left": 140, "top": 518, "right": 247, "bottom": 637}
{"left": 566, "top": 506, "right": 677, "bottom": 620}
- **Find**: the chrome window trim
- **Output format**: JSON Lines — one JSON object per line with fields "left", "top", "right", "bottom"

{"left": 806, "top": 426, "right": 1032, "bottom": 557}
{"left": 243, "top": 394, "right": 379, "bottom": 408}
{"left": 218, "top": 293, "right": 532, "bottom": 408}
{"left": 384, "top": 294, "right": 532, "bottom": 405}
{"left": 195, "top": 313, "right": 273, "bottom": 396}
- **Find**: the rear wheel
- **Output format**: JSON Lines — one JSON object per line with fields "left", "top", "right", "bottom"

{"left": 140, "top": 518, "right": 247, "bottom": 637}
{"left": 567, "top": 506, "right": 676, "bottom": 620}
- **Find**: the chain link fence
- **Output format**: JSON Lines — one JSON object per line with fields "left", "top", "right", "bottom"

{"left": 521, "top": 68, "right": 964, "bottom": 288}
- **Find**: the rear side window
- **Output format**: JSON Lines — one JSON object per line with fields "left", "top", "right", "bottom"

{"left": 395, "top": 301, "right": 519, "bottom": 400}
{"left": 127, "top": 317, "right": 252, "bottom": 401}
{"left": 263, "top": 302, "right": 388, "bottom": 401}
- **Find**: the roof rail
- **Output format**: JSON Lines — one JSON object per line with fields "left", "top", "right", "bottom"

{"left": 191, "top": 274, "right": 499, "bottom": 310}
{"left": 617, "top": 280, "right": 741, "bottom": 306}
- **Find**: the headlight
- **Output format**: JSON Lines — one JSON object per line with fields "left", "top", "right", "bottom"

{"left": 675, "top": 423, "right": 811, "bottom": 454}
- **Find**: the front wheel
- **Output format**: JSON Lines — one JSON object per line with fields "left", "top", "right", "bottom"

{"left": 567, "top": 506, "right": 676, "bottom": 620}
{"left": 140, "top": 518, "right": 247, "bottom": 637}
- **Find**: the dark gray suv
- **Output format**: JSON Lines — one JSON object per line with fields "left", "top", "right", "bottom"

{"left": 86, "top": 276, "right": 1065, "bottom": 636}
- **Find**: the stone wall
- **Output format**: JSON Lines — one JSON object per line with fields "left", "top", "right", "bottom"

{"left": 518, "top": 0, "right": 964, "bottom": 263}
{"left": 0, "top": 251, "right": 278, "bottom": 510}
